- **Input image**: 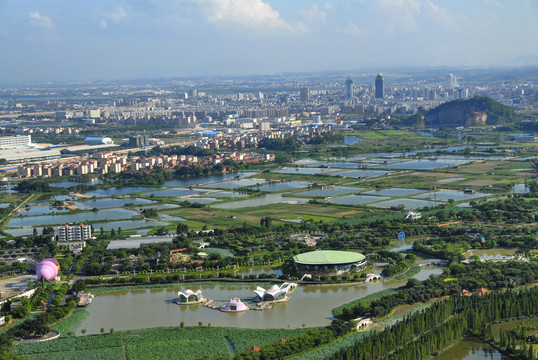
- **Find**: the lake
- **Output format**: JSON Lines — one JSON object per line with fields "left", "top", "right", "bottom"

{"left": 202, "top": 178, "right": 267, "bottom": 189}
{"left": 273, "top": 168, "right": 338, "bottom": 175}
{"left": 296, "top": 186, "right": 365, "bottom": 197}
{"left": 162, "top": 172, "right": 256, "bottom": 187}
{"left": 329, "top": 195, "right": 390, "bottom": 206}
{"left": 7, "top": 208, "right": 140, "bottom": 228}
{"left": 432, "top": 338, "right": 510, "bottom": 360}
{"left": 329, "top": 170, "right": 390, "bottom": 178}
{"left": 372, "top": 198, "right": 443, "bottom": 210}
{"left": 74, "top": 198, "right": 155, "bottom": 210}
{"left": 377, "top": 159, "right": 471, "bottom": 170}
{"left": 211, "top": 194, "right": 308, "bottom": 209}
{"left": 363, "top": 188, "right": 424, "bottom": 197}
{"left": 76, "top": 267, "right": 443, "bottom": 335}
{"left": 255, "top": 182, "right": 312, "bottom": 192}
{"left": 84, "top": 187, "right": 156, "bottom": 197}
{"left": 414, "top": 191, "right": 491, "bottom": 202}
{"left": 141, "top": 188, "right": 208, "bottom": 197}
{"left": 50, "top": 179, "right": 102, "bottom": 188}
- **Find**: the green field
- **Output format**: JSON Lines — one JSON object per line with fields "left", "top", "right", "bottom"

{"left": 393, "top": 266, "right": 422, "bottom": 280}
{"left": 13, "top": 327, "right": 310, "bottom": 360}
{"left": 290, "top": 331, "right": 370, "bottom": 360}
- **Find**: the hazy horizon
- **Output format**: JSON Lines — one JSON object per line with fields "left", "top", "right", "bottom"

{"left": 1, "top": 0, "right": 538, "bottom": 83}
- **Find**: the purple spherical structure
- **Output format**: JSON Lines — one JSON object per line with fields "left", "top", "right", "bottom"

{"left": 44, "top": 258, "right": 60, "bottom": 267}
{"left": 36, "top": 259, "right": 59, "bottom": 280}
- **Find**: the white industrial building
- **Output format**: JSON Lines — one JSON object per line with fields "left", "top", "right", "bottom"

{"left": 0, "top": 135, "right": 32, "bottom": 148}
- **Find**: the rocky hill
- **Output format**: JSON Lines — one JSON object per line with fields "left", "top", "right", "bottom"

{"left": 416, "top": 96, "right": 519, "bottom": 127}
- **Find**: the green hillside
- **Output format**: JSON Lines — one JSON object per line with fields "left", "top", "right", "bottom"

{"left": 411, "top": 96, "right": 520, "bottom": 127}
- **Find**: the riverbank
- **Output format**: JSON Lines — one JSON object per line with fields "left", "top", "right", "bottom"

{"left": 84, "top": 275, "right": 377, "bottom": 291}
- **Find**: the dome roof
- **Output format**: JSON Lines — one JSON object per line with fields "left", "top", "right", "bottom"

{"left": 293, "top": 250, "right": 365, "bottom": 265}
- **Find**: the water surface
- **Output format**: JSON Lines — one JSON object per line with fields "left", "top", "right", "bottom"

{"left": 76, "top": 267, "right": 443, "bottom": 335}
{"left": 329, "top": 195, "right": 389, "bottom": 206}
{"left": 432, "top": 338, "right": 509, "bottom": 360}
{"left": 273, "top": 168, "right": 338, "bottom": 175}
{"left": 414, "top": 191, "right": 491, "bottom": 202}
{"left": 212, "top": 194, "right": 307, "bottom": 209}
{"left": 363, "top": 188, "right": 424, "bottom": 197}
{"left": 296, "top": 186, "right": 365, "bottom": 197}
{"left": 372, "top": 198, "right": 442, "bottom": 210}
{"left": 7, "top": 208, "right": 140, "bottom": 227}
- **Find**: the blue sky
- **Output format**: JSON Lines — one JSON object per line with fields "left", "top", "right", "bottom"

{"left": 1, "top": 0, "right": 537, "bottom": 82}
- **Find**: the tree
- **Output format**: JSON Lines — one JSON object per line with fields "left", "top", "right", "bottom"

{"left": 176, "top": 223, "right": 189, "bottom": 234}
{"left": 275, "top": 153, "right": 291, "bottom": 165}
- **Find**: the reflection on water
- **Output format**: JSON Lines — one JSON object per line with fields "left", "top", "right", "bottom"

{"left": 211, "top": 194, "right": 307, "bottom": 209}
{"left": 432, "top": 338, "right": 510, "bottom": 360}
{"left": 77, "top": 267, "right": 442, "bottom": 334}
{"left": 7, "top": 208, "right": 139, "bottom": 227}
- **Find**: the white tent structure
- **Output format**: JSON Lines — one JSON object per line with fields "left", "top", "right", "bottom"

{"left": 253, "top": 284, "right": 293, "bottom": 302}
{"left": 177, "top": 289, "right": 204, "bottom": 304}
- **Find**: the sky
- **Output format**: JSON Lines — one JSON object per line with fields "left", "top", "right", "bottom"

{"left": 1, "top": 0, "right": 538, "bottom": 82}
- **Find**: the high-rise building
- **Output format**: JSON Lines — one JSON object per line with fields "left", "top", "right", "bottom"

{"left": 56, "top": 223, "right": 92, "bottom": 242}
{"left": 446, "top": 74, "right": 458, "bottom": 88}
{"left": 375, "top": 74, "right": 385, "bottom": 99}
{"left": 300, "top": 87, "right": 310, "bottom": 101}
{"left": 345, "top": 78, "right": 353, "bottom": 99}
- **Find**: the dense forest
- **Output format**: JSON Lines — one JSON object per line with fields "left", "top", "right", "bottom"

{"left": 329, "top": 287, "right": 538, "bottom": 360}
{"left": 335, "top": 261, "right": 538, "bottom": 321}
{"left": 234, "top": 286, "right": 538, "bottom": 360}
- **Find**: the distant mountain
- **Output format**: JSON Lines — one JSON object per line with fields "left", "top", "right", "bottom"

{"left": 414, "top": 96, "right": 520, "bottom": 127}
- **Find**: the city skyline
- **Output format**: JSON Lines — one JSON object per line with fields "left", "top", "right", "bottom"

{"left": 1, "top": 0, "right": 538, "bottom": 83}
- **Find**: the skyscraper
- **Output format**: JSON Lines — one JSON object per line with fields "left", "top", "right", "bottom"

{"left": 375, "top": 74, "right": 384, "bottom": 99}
{"left": 445, "top": 74, "right": 458, "bottom": 88}
{"left": 345, "top": 78, "right": 353, "bottom": 99}
{"left": 300, "top": 87, "right": 310, "bottom": 101}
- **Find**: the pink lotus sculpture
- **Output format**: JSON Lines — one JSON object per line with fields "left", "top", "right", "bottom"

{"left": 221, "top": 298, "right": 249, "bottom": 312}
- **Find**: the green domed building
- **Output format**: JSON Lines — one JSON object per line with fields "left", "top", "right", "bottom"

{"left": 292, "top": 250, "right": 366, "bottom": 275}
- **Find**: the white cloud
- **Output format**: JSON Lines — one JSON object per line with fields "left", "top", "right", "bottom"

{"left": 376, "top": 0, "right": 421, "bottom": 32}
{"left": 29, "top": 11, "right": 57, "bottom": 40}
{"left": 195, "top": 0, "right": 299, "bottom": 32}
{"left": 99, "top": 6, "right": 127, "bottom": 28}
{"left": 423, "top": 1, "right": 454, "bottom": 26}
{"left": 377, "top": 0, "right": 455, "bottom": 32}
{"left": 299, "top": 4, "right": 328, "bottom": 23}
{"left": 339, "top": 23, "right": 367, "bottom": 38}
